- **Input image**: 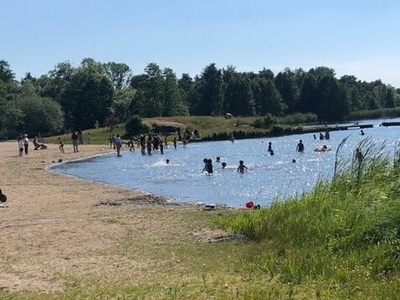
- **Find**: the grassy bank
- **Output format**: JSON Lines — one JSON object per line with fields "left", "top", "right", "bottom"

{"left": 41, "top": 115, "right": 305, "bottom": 145}
{"left": 217, "top": 141, "right": 400, "bottom": 298}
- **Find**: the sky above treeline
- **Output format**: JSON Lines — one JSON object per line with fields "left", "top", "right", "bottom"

{"left": 2, "top": 0, "right": 400, "bottom": 87}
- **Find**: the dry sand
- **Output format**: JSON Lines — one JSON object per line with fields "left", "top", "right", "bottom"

{"left": 0, "top": 141, "right": 210, "bottom": 293}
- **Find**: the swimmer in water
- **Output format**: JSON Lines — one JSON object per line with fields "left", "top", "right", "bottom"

{"left": 221, "top": 162, "right": 227, "bottom": 169}
{"left": 314, "top": 145, "right": 330, "bottom": 152}
{"left": 237, "top": 160, "right": 248, "bottom": 173}
{"left": 166, "top": 159, "right": 170, "bottom": 164}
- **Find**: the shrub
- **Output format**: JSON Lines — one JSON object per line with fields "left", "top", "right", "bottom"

{"left": 124, "top": 115, "right": 149, "bottom": 138}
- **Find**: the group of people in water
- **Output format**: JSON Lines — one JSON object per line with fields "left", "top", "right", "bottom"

{"left": 201, "top": 157, "right": 248, "bottom": 174}
{"left": 118, "top": 128, "right": 367, "bottom": 178}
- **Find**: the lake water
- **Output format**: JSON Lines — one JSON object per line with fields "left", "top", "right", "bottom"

{"left": 50, "top": 118, "right": 400, "bottom": 207}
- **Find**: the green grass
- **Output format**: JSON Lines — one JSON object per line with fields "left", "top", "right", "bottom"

{"left": 216, "top": 141, "right": 400, "bottom": 298}
{"left": 42, "top": 116, "right": 266, "bottom": 145}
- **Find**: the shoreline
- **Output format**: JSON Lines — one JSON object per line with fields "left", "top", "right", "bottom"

{"left": 0, "top": 141, "right": 203, "bottom": 292}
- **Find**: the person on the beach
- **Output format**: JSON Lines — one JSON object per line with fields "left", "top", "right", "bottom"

{"left": 18, "top": 135, "right": 24, "bottom": 156}
{"left": 237, "top": 160, "right": 248, "bottom": 173}
{"left": 296, "top": 139, "right": 304, "bottom": 152}
{"left": 77, "top": 129, "right": 83, "bottom": 145}
{"left": 108, "top": 135, "right": 113, "bottom": 149}
{"left": 58, "top": 137, "right": 64, "bottom": 153}
{"left": 71, "top": 131, "right": 79, "bottom": 153}
{"left": 23, "top": 134, "right": 29, "bottom": 155}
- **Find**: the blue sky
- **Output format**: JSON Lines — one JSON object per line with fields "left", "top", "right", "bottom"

{"left": 2, "top": 0, "right": 400, "bottom": 87}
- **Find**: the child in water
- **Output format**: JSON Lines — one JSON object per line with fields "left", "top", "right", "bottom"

{"left": 237, "top": 160, "right": 248, "bottom": 173}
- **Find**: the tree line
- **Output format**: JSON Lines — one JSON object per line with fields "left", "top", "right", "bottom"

{"left": 0, "top": 58, "right": 399, "bottom": 138}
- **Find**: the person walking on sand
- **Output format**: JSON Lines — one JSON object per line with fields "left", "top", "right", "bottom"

{"left": 296, "top": 139, "right": 304, "bottom": 153}
{"left": 58, "top": 137, "right": 64, "bottom": 153}
{"left": 237, "top": 160, "right": 248, "bottom": 173}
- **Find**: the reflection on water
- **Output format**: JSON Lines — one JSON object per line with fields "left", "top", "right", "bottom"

{"left": 50, "top": 119, "right": 400, "bottom": 207}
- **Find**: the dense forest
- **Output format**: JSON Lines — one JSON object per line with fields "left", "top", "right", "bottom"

{"left": 0, "top": 58, "right": 399, "bottom": 138}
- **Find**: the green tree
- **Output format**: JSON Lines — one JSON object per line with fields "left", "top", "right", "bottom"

{"left": 104, "top": 62, "right": 131, "bottom": 89}
{"left": 0, "top": 60, "right": 15, "bottom": 83}
{"left": 178, "top": 73, "right": 196, "bottom": 113}
{"left": 163, "top": 68, "right": 188, "bottom": 116}
{"left": 109, "top": 86, "right": 137, "bottom": 123}
{"left": 16, "top": 95, "right": 64, "bottom": 136}
{"left": 223, "top": 69, "right": 255, "bottom": 116}
{"left": 134, "top": 63, "right": 165, "bottom": 117}
{"left": 197, "top": 63, "right": 223, "bottom": 116}
{"left": 252, "top": 77, "right": 285, "bottom": 116}
{"left": 61, "top": 58, "right": 113, "bottom": 129}
{"left": 315, "top": 76, "right": 350, "bottom": 121}
{"left": 297, "top": 73, "right": 317, "bottom": 114}
{"left": 39, "top": 61, "right": 75, "bottom": 103}
{"left": 275, "top": 68, "right": 299, "bottom": 114}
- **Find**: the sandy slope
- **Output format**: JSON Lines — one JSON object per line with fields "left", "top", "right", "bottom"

{"left": 0, "top": 141, "right": 202, "bottom": 292}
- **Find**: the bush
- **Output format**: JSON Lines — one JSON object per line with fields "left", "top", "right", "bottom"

{"left": 277, "top": 112, "right": 318, "bottom": 125}
{"left": 124, "top": 115, "right": 149, "bottom": 138}
{"left": 253, "top": 114, "right": 277, "bottom": 129}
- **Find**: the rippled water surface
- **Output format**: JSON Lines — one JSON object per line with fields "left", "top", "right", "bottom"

{"left": 50, "top": 119, "right": 400, "bottom": 207}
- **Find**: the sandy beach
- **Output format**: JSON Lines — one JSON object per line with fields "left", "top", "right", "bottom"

{"left": 0, "top": 141, "right": 209, "bottom": 293}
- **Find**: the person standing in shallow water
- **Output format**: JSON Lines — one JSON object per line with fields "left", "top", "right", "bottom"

{"left": 115, "top": 134, "right": 122, "bottom": 156}
{"left": 237, "top": 160, "right": 248, "bottom": 173}
{"left": 267, "top": 142, "right": 274, "bottom": 155}
{"left": 296, "top": 139, "right": 304, "bottom": 152}
{"left": 355, "top": 147, "right": 363, "bottom": 164}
